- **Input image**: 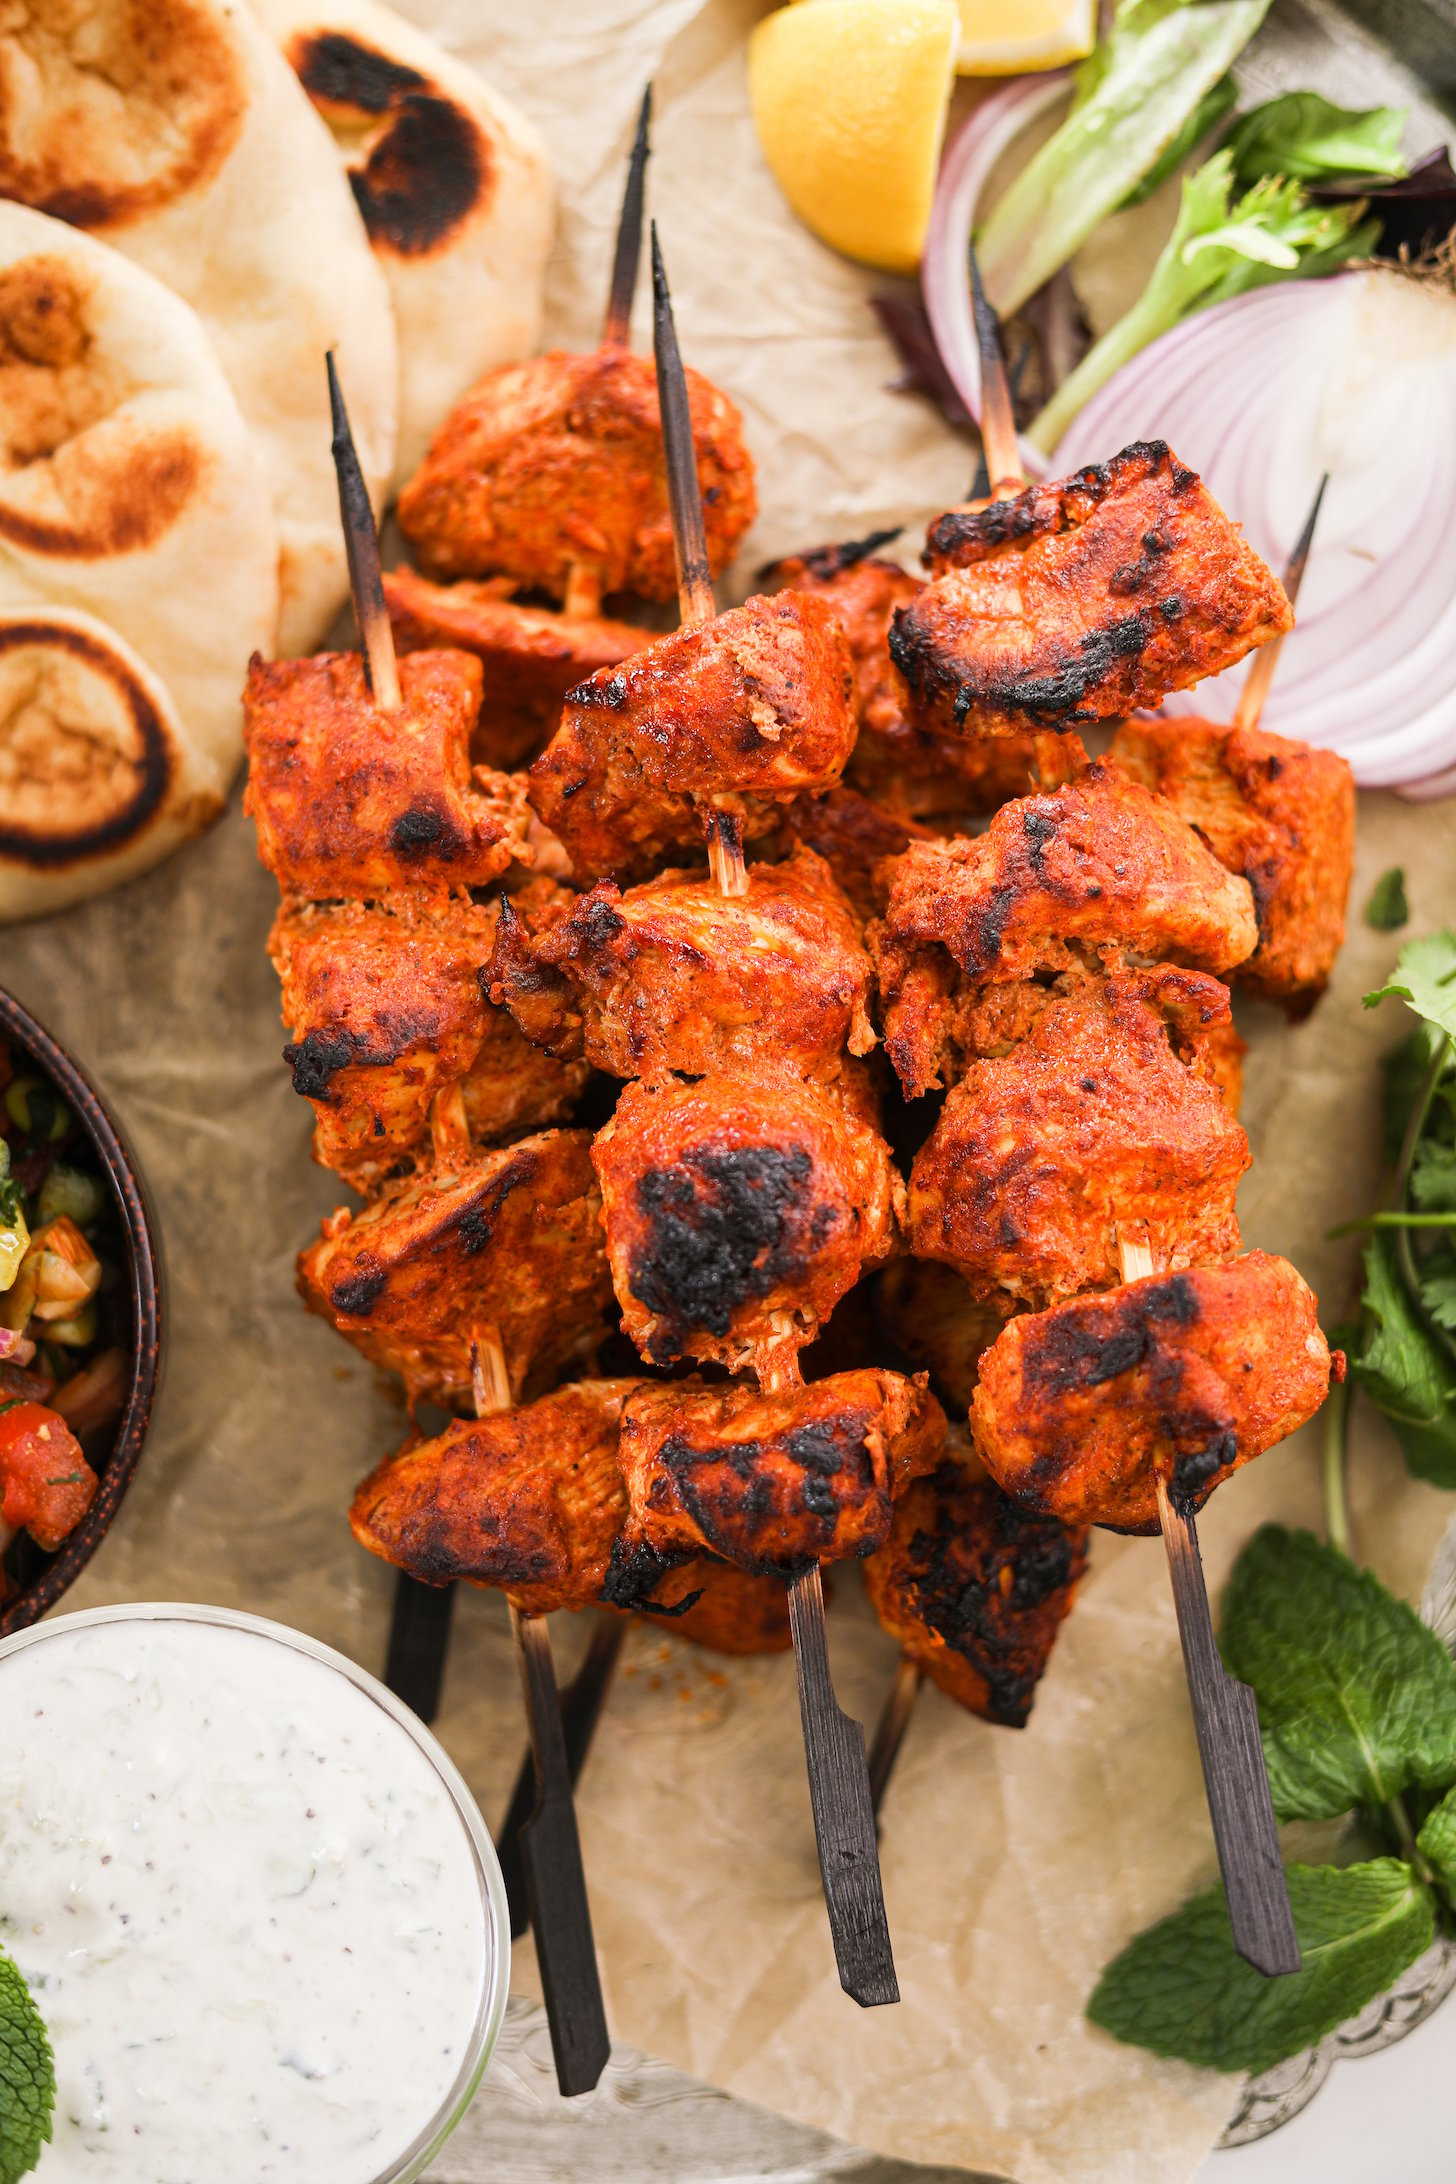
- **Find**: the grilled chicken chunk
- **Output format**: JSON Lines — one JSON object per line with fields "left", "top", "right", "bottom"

{"left": 864, "top": 1430, "right": 1088, "bottom": 1726}
{"left": 644, "top": 1558, "right": 794, "bottom": 1653}
{"left": 527, "top": 592, "right": 858, "bottom": 882}
{"left": 872, "top": 760, "right": 1258, "bottom": 1095}
{"left": 878, "top": 1259, "right": 1006, "bottom": 1414}
{"left": 770, "top": 786, "right": 937, "bottom": 925}
{"left": 606, "top": 1369, "right": 945, "bottom": 1597}
{"left": 890, "top": 442, "right": 1291, "bottom": 739}
{"left": 971, "top": 1253, "right": 1335, "bottom": 1534}
{"left": 765, "top": 539, "right": 1056, "bottom": 818}
{"left": 298, "top": 1129, "right": 612, "bottom": 1408}
{"left": 245, "top": 649, "right": 531, "bottom": 899}
{"left": 1110, "top": 714, "right": 1355, "bottom": 1014}
{"left": 907, "top": 964, "right": 1249, "bottom": 1310}
{"left": 384, "top": 566, "right": 651, "bottom": 770}
{"left": 349, "top": 1380, "right": 640, "bottom": 1610}
{"left": 396, "top": 345, "right": 756, "bottom": 601}
{"left": 270, "top": 887, "right": 587, "bottom": 1188}
{"left": 593, "top": 1068, "right": 900, "bottom": 1377}
{"left": 487, "top": 845, "right": 874, "bottom": 1083}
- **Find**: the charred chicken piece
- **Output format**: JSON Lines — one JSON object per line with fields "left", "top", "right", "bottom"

{"left": 298, "top": 1129, "right": 612, "bottom": 1408}
{"left": 642, "top": 1557, "right": 795, "bottom": 1654}
{"left": 245, "top": 650, "right": 531, "bottom": 900}
{"left": 872, "top": 760, "right": 1258, "bottom": 1096}
{"left": 1110, "top": 714, "right": 1355, "bottom": 1015}
{"left": 270, "top": 886, "right": 589, "bottom": 1189}
{"left": 593, "top": 1067, "right": 900, "bottom": 1378}
{"left": 890, "top": 442, "right": 1292, "bottom": 739}
{"left": 349, "top": 1380, "right": 640, "bottom": 1611}
{"left": 863, "top": 1430, "right": 1088, "bottom": 1727}
{"left": 487, "top": 845, "right": 874, "bottom": 1083}
{"left": 606, "top": 1369, "right": 946, "bottom": 1596}
{"left": 384, "top": 566, "right": 652, "bottom": 770}
{"left": 771, "top": 786, "right": 938, "bottom": 925}
{"left": 765, "top": 540, "right": 1054, "bottom": 819}
{"left": 971, "top": 1253, "right": 1335, "bottom": 1535}
{"left": 877, "top": 1259, "right": 1007, "bottom": 1415}
{"left": 906, "top": 964, "right": 1250, "bottom": 1310}
{"left": 396, "top": 346, "right": 757, "bottom": 601}
{"left": 527, "top": 592, "right": 858, "bottom": 883}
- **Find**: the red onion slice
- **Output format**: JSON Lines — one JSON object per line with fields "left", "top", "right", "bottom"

{"left": 922, "top": 73, "right": 1072, "bottom": 479}
{"left": 1050, "top": 271, "right": 1456, "bottom": 792}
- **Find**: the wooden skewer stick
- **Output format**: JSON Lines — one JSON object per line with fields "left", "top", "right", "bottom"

{"left": 466, "top": 1327, "right": 612, "bottom": 2095}
{"left": 497, "top": 1614, "right": 627, "bottom": 1939}
{"left": 1117, "top": 1236, "right": 1300, "bottom": 1977}
{"left": 602, "top": 84, "right": 652, "bottom": 349}
{"left": 762, "top": 1352, "right": 899, "bottom": 2006}
{"left": 651, "top": 223, "right": 748, "bottom": 895}
{"left": 326, "top": 351, "right": 400, "bottom": 712}
{"left": 968, "top": 243, "right": 1023, "bottom": 500}
{"left": 867, "top": 1656, "right": 923, "bottom": 1820}
{"left": 1233, "top": 474, "right": 1329, "bottom": 733}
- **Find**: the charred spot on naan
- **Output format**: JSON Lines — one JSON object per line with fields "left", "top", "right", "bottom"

{"left": 0, "top": 618, "right": 212, "bottom": 866}
{"left": 288, "top": 32, "right": 491, "bottom": 256}
{"left": 0, "top": 256, "right": 208, "bottom": 558}
{"left": 0, "top": 0, "right": 245, "bottom": 229}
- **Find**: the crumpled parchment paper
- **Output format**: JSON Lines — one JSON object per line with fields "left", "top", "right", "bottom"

{"left": 3, "top": 4, "right": 1454, "bottom": 2180}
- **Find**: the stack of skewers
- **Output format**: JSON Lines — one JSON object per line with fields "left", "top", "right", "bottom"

{"left": 242, "top": 98, "right": 1358, "bottom": 2069}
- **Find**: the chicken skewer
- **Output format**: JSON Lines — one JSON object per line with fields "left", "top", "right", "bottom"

{"left": 319, "top": 367, "right": 611, "bottom": 2094}
{"left": 872, "top": 290, "right": 1305, "bottom": 1976}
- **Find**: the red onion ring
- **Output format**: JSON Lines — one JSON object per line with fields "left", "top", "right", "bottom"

{"left": 1050, "top": 273, "right": 1456, "bottom": 793}
{"left": 921, "top": 73, "right": 1072, "bottom": 479}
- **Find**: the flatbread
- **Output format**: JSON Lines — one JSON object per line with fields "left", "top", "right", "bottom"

{"left": 0, "top": 606, "right": 226, "bottom": 922}
{"left": 257, "top": 0, "right": 554, "bottom": 486}
{"left": 0, "top": 0, "right": 398, "bottom": 654}
{"left": 0, "top": 202, "right": 278, "bottom": 790}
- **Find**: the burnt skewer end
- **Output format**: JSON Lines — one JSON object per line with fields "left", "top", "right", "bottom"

{"left": 650, "top": 223, "right": 716, "bottom": 627}
{"left": 325, "top": 350, "right": 400, "bottom": 712}
{"left": 967, "top": 244, "right": 1022, "bottom": 498}
{"left": 603, "top": 83, "right": 653, "bottom": 348}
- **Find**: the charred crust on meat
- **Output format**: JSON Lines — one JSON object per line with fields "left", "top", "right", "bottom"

{"left": 390, "top": 803, "right": 454, "bottom": 855}
{"left": 567, "top": 670, "right": 629, "bottom": 710}
{"left": 1023, "top": 1275, "right": 1201, "bottom": 1399}
{"left": 1169, "top": 1428, "right": 1238, "bottom": 1514}
{"left": 601, "top": 1533, "right": 699, "bottom": 1612}
{"left": 330, "top": 1267, "right": 386, "bottom": 1316}
{"left": 283, "top": 1028, "right": 360, "bottom": 1099}
{"left": 1021, "top": 809, "right": 1056, "bottom": 870}
{"left": 761, "top": 528, "right": 904, "bottom": 583}
{"left": 924, "top": 442, "right": 1177, "bottom": 571}
{"left": 627, "top": 1145, "right": 819, "bottom": 1359}
{"left": 450, "top": 1151, "right": 538, "bottom": 1254}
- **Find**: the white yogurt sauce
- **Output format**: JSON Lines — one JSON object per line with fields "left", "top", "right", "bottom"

{"left": 0, "top": 1614, "right": 492, "bottom": 2183}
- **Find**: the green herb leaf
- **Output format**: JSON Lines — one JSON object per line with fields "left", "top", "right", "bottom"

{"left": 1412, "top": 1138, "right": 1456, "bottom": 1210}
{"left": 0, "top": 1952, "right": 54, "bottom": 2184}
{"left": 977, "top": 0, "right": 1272, "bottom": 317}
{"left": 1353, "top": 1234, "right": 1456, "bottom": 1486}
{"left": 1028, "top": 156, "right": 1372, "bottom": 451}
{"left": 1364, "top": 931, "right": 1456, "bottom": 1041}
{"left": 1365, "top": 867, "right": 1410, "bottom": 932}
{"left": 1119, "top": 70, "right": 1239, "bottom": 208}
{"left": 1220, "top": 1525, "right": 1456, "bottom": 1816}
{"left": 1220, "top": 91, "right": 1407, "bottom": 192}
{"left": 1088, "top": 1860, "right": 1433, "bottom": 2075}
{"left": 1421, "top": 1273, "right": 1456, "bottom": 1333}
{"left": 1417, "top": 1784, "right": 1456, "bottom": 1908}
{"left": 1381, "top": 1023, "right": 1449, "bottom": 1163}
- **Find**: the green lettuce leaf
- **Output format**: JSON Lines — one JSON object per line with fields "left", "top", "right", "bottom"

{"left": 1222, "top": 91, "right": 1407, "bottom": 191}
{"left": 1364, "top": 931, "right": 1456, "bottom": 1042}
{"left": 0, "top": 1953, "right": 53, "bottom": 2184}
{"left": 1029, "top": 156, "right": 1373, "bottom": 451}
{"left": 1088, "top": 1861, "right": 1433, "bottom": 2076}
{"left": 1220, "top": 1525, "right": 1456, "bottom": 1818}
{"left": 977, "top": 0, "right": 1272, "bottom": 317}
{"left": 1354, "top": 1233, "right": 1456, "bottom": 1485}
{"left": 1120, "top": 70, "right": 1238, "bottom": 209}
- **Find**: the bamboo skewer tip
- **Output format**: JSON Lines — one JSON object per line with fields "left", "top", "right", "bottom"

{"left": 967, "top": 243, "right": 1022, "bottom": 499}
{"left": 650, "top": 224, "right": 716, "bottom": 630}
{"left": 603, "top": 83, "right": 653, "bottom": 349}
{"left": 325, "top": 350, "right": 400, "bottom": 713}
{"left": 1233, "top": 472, "right": 1329, "bottom": 734}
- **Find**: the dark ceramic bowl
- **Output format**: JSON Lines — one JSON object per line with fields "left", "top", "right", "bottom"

{"left": 0, "top": 988, "right": 162, "bottom": 1634}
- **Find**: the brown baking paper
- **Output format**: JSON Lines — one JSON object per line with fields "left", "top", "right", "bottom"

{"left": 4, "top": 2, "right": 1455, "bottom": 2178}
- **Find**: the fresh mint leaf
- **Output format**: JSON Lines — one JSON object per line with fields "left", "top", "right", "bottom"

{"left": 1221, "top": 91, "right": 1407, "bottom": 192}
{"left": 1088, "top": 1861, "right": 1433, "bottom": 2075}
{"left": 0, "top": 1952, "right": 54, "bottom": 2184}
{"left": 1354, "top": 1235, "right": 1456, "bottom": 1486}
{"left": 1365, "top": 867, "right": 1410, "bottom": 933}
{"left": 1421, "top": 1274, "right": 1456, "bottom": 1334}
{"left": 1220, "top": 1525, "right": 1456, "bottom": 1817}
{"left": 1417, "top": 1785, "right": 1456, "bottom": 1908}
{"left": 1364, "top": 931, "right": 1456, "bottom": 1042}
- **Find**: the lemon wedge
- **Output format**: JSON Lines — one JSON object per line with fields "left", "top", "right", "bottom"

{"left": 951, "top": 0, "right": 1096, "bottom": 73}
{"left": 748, "top": 0, "right": 959, "bottom": 273}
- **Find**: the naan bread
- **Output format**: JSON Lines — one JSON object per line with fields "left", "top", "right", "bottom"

{"left": 0, "top": 202, "right": 278, "bottom": 791}
{"left": 257, "top": 0, "right": 553, "bottom": 486}
{"left": 0, "top": 607, "right": 226, "bottom": 922}
{"left": 0, "top": 0, "right": 398, "bottom": 654}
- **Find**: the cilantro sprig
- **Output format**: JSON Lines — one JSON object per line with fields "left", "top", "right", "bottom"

{"left": 0, "top": 1951, "right": 54, "bottom": 2183}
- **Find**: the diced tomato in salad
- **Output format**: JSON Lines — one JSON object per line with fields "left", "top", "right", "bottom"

{"left": 0, "top": 1401, "right": 98, "bottom": 1551}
